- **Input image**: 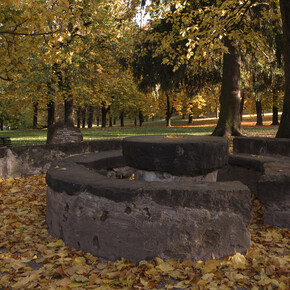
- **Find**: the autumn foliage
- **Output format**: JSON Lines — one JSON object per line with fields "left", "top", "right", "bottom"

{"left": 0, "top": 175, "right": 289, "bottom": 289}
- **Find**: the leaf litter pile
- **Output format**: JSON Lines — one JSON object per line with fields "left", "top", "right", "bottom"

{"left": 0, "top": 175, "right": 289, "bottom": 289}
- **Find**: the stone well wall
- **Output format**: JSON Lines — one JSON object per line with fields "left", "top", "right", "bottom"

{"left": 0, "top": 139, "right": 122, "bottom": 178}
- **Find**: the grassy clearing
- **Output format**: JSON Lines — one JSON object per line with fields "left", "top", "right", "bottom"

{"left": 0, "top": 115, "right": 279, "bottom": 147}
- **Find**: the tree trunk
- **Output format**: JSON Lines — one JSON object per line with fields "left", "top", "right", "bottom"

{"left": 101, "top": 102, "right": 109, "bottom": 128}
{"left": 139, "top": 111, "right": 144, "bottom": 127}
{"left": 64, "top": 96, "right": 74, "bottom": 125}
{"left": 166, "top": 93, "right": 173, "bottom": 127}
{"left": 277, "top": 0, "right": 290, "bottom": 138}
{"left": 272, "top": 89, "right": 279, "bottom": 125}
{"left": 47, "top": 99, "right": 55, "bottom": 127}
{"left": 96, "top": 116, "right": 100, "bottom": 127}
{"left": 87, "top": 105, "right": 94, "bottom": 128}
{"left": 33, "top": 101, "right": 38, "bottom": 129}
{"left": 76, "top": 107, "right": 81, "bottom": 128}
{"left": 120, "top": 112, "right": 124, "bottom": 127}
{"left": 134, "top": 118, "right": 137, "bottom": 126}
{"left": 82, "top": 107, "right": 86, "bottom": 128}
{"left": 212, "top": 37, "right": 243, "bottom": 136}
{"left": 188, "top": 113, "right": 193, "bottom": 124}
{"left": 256, "top": 99, "right": 263, "bottom": 126}
{"left": 0, "top": 119, "right": 3, "bottom": 131}
{"left": 109, "top": 116, "right": 113, "bottom": 127}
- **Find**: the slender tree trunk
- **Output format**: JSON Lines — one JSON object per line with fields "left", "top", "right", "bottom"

{"left": 212, "top": 37, "right": 243, "bottom": 136}
{"left": 33, "top": 101, "right": 38, "bottom": 129}
{"left": 256, "top": 99, "right": 263, "bottom": 126}
{"left": 76, "top": 107, "right": 81, "bottom": 128}
{"left": 0, "top": 119, "right": 3, "bottom": 131}
{"left": 64, "top": 96, "right": 74, "bottom": 125}
{"left": 47, "top": 99, "right": 55, "bottom": 127}
{"left": 134, "top": 118, "right": 137, "bottom": 126}
{"left": 165, "top": 93, "right": 173, "bottom": 127}
{"left": 82, "top": 107, "right": 86, "bottom": 128}
{"left": 120, "top": 112, "right": 124, "bottom": 127}
{"left": 272, "top": 89, "right": 279, "bottom": 125}
{"left": 109, "top": 116, "right": 113, "bottom": 127}
{"left": 139, "top": 111, "right": 144, "bottom": 127}
{"left": 188, "top": 113, "right": 193, "bottom": 124}
{"left": 87, "top": 105, "right": 94, "bottom": 128}
{"left": 101, "top": 102, "right": 109, "bottom": 128}
{"left": 277, "top": 0, "right": 290, "bottom": 138}
{"left": 96, "top": 116, "right": 100, "bottom": 127}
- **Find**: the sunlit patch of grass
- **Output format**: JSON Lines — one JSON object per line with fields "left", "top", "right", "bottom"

{"left": 0, "top": 118, "right": 278, "bottom": 147}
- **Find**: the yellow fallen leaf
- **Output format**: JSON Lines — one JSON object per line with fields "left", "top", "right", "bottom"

{"left": 201, "top": 273, "right": 214, "bottom": 282}
{"left": 157, "top": 261, "right": 175, "bottom": 273}
{"left": 202, "top": 259, "right": 220, "bottom": 274}
{"left": 230, "top": 253, "right": 247, "bottom": 269}
{"left": 10, "top": 187, "right": 21, "bottom": 194}
{"left": 12, "top": 276, "right": 30, "bottom": 288}
{"left": 165, "top": 135, "right": 183, "bottom": 138}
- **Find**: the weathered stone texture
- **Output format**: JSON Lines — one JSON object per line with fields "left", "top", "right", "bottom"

{"left": 46, "top": 181, "right": 251, "bottom": 262}
{"left": 258, "top": 162, "right": 290, "bottom": 228}
{"left": 0, "top": 140, "right": 122, "bottom": 178}
{"left": 46, "top": 150, "right": 252, "bottom": 262}
{"left": 46, "top": 122, "right": 83, "bottom": 144}
{"left": 233, "top": 137, "right": 290, "bottom": 157}
{"left": 219, "top": 153, "right": 290, "bottom": 228}
{"left": 123, "top": 135, "right": 228, "bottom": 176}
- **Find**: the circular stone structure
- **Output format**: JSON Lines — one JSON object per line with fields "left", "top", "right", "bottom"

{"left": 123, "top": 135, "right": 228, "bottom": 176}
{"left": 46, "top": 136, "right": 252, "bottom": 263}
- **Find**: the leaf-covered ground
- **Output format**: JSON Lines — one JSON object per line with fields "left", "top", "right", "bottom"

{"left": 0, "top": 175, "right": 289, "bottom": 289}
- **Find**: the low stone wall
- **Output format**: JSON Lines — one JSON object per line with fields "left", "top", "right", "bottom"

{"left": 0, "top": 140, "right": 122, "bottom": 178}
{"left": 233, "top": 137, "right": 290, "bottom": 157}
{"left": 46, "top": 151, "right": 252, "bottom": 262}
{"left": 218, "top": 153, "right": 290, "bottom": 229}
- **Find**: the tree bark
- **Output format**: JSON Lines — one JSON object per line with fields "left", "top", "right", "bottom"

{"left": 33, "top": 101, "right": 38, "bottom": 129}
{"left": 101, "top": 102, "right": 109, "bottom": 127}
{"left": 64, "top": 96, "right": 74, "bottom": 125}
{"left": 81, "top": 107, "right": 86, "bottom": 128}
{"left": 120, "top": 112, "right": 124, "bottom": 127}
{"left": 87, "top": 105, "right": 94, "bottom": 128}
{"left": 188, "top": 113, "right": 193, "bottom": 124}
{"left": 0, "top": 120, "right": 3, "bottom": 131}
{"left": 139, "top": 111, "right": 144, "bottom": 127}
{"left": 165, "top": 93, "right": 173, "bottom": 127}
{"left": 272, "top": 89, "right": 279, "bottom": 125}
{"left": 212, "top": 37, "right": 243, "bottom": 136}
{"left": 47, "top": 99, "right": 55, "bottom": 127}
{"left": 76, "top": 107, "right": 81, "bottom": 128}
{"left": 277, "top": 0, "right": 290, "bottom": 138}
{"left": 255, "top": 99, "right": 263, "bottom": 126}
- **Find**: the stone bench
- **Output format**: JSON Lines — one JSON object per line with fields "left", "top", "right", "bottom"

{"left": 217, "top": 137, "right": 290, "bottom": 228}
{"left": 46, "top": 150, "right": 252, "bottom": 262}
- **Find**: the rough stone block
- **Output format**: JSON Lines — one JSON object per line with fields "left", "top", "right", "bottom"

{"left": 258, "top": 162, "right": 290, "bottom": 228}
{"left": 123, "top": 135, "right": 228, "bottom": 176}
{"left": 233, "top": 137, "right": 290, "bottom": 157}
{"left": 46, "top": 150, "right": 252, "bottom": 262}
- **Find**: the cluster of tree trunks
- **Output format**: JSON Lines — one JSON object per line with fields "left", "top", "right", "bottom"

{"left": 37, "top": 1, "right": 290, "bottom": 139}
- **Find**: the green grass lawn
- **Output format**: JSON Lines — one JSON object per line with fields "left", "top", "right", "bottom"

{"left": 0, "top": 117, "right": 278, "bottom": 147}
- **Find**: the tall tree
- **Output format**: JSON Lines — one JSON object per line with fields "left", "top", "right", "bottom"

{"left": 212, "top": 37, "right": 243, "bottom": 136}
{"left": 277, "top": 0, "right": 290, "bottom": 138}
